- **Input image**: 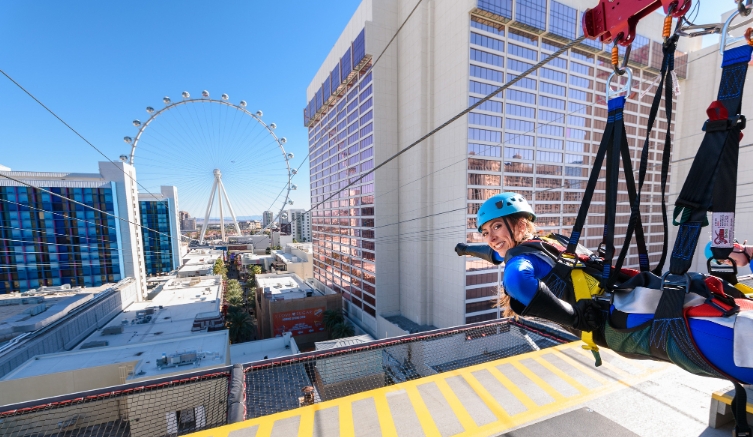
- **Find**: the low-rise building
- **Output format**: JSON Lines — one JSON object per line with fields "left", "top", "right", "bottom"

{"left": 271, "top": 243, "right": 313, "bottom": 280}
{"left": 255, "top": 273, "right": 341, "bottom": 349}
{"left": 230, "top": 331, "right": 299, "bottom": 364}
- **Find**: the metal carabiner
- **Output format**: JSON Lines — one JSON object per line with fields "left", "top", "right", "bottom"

{"left": 720, "top": 6, "right": 753, "bottom": 55}
{"left": 611, "top": 39, "right": 632, "bottom": 76}
{"left": 606, "top": 67, "right": 633, "bottom": 101}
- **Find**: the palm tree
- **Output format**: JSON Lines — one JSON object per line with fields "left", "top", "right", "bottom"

{"left": 322, "top": 309, "right": 344, "bottom": 332}
{"left": 213, "top": 258, "right": 227, "bottom": 277}
{"left": 226, "top": 309, "right": 255, "bottom": 343}
{"left": 331, "top": 322, "right": 355, "bottom": 339}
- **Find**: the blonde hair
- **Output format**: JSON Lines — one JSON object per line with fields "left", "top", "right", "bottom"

{"left": 494, "top": 212, "right": 536, "bottom": 319}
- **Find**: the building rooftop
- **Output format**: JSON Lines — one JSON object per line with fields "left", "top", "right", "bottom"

{"left": 230, "top": 332, "right": 300, "bottom": 364}
{"left": 71, "top": 276, "right": 223, "bottom": 350}
{"left": 0, "top": 284, "right": 116, "bottom": 343}
{"left": 182, "top": 249, "right": 223, "bottom": 266}
{"left": 257, "top": 273, "right": 320, "bottom": 301}
{"left": 2, "top": 330, "right": 228, "bottom": 382}
{"left": 314, "top": 334, "right": 374, "bottom": 351}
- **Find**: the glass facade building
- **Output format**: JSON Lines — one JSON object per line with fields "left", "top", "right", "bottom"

{"left": 464, "top": 0, "right": 687, "bottom": 323}
{"left": 304, "top": 30, "right": 378, "bottom": 323}
{"left": 0, "top": 184, "right": 122, "bottom": 293}
{"left": 139, "top": 199, "right": 175, "bottom": 275}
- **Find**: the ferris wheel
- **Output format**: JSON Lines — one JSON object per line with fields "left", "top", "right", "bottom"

{"left": 124, "top": 90, "right": 297, "bottom": 243}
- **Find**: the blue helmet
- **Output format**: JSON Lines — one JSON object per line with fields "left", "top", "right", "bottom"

{"left": 477, "top": 192, "right": 536, "bottom": 232}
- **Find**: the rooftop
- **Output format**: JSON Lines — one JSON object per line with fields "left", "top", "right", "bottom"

{"left": 2, "top": 330, "right": 228, "bottom": 382}
{"left": 0, "top": 283, "right": 116, "bottom": 343}
{"left": 230, "top": 332, "right": 299, "bottom": 364}
{"left": 71, "top": 276, "right": 222, "bottom": 350}
{"left": 257, "top": 273, "right": 320, "bottom": 300}
{"left": 182, "top": 249, "right": 223, "bottom": 266}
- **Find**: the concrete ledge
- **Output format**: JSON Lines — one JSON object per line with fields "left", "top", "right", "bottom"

{"left": 709, "top": 386, "right": 753, "bottom": 428}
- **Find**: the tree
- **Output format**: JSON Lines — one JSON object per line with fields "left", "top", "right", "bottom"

{"left": 225, "top": 279, "right": 244, "bottom": 308}
{"left": 226, "top": 308, "right": 255, "bottom": 343}
{"left": 323, "top": 309, "right": 345, "bottom": 332}
{"left": 251, "top": 265, "right": 262, "bottom": 276}
{"left": 265, "top": 247, "right": 271, "bottom": 255}
{"left": 213, "top": 258, "right": 227, "bottom": 277}
{"left": 331, "top": 322, "right": 355, "bottom": 339}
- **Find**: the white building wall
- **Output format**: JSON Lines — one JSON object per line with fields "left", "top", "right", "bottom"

{"left": 98, "top": 162, "right": 147, "bottom": 299}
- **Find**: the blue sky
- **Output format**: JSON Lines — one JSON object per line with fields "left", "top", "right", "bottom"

{"left": 0, "top": 1, "right": 731, "bottom": 215}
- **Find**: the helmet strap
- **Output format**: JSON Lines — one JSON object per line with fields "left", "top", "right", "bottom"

{"left": 503, "top": 217, "right": 519, "bottom": 246}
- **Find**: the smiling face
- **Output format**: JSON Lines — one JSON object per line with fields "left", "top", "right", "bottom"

{"left": 481, "top": 217, "right": 528, "bottom": 257}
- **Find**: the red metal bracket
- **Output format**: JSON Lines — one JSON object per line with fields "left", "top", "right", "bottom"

{"left": 582, "top": 0, "right": 692, "bottom": 46}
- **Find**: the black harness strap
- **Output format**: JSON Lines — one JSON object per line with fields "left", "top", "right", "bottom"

{"left": 615, "top": 37, "right": 677, "bottom": 278}
{"left": 672, "top": 44, "right": 752, "bottom": 275}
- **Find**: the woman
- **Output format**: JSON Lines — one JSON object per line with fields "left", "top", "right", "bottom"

{"left": 464, "top": 192, "right": 753, "bottom": 384}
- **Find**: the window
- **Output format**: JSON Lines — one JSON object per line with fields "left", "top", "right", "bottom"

{"left": 477, "top": 0, "right": 513, "bottom": 20}
{"left": 506, "top": 104, "right": 535, "bottom": 118}
{"left": 571, "top": 62, "right": 593, "bottom": 76}
{"left": 468, "top": 158, "right": 502, "bottom": 171}
{"left": 506, "top": 118, "right": 535, "bottom": 132}
{"left": 539, "top": 110, "right": 563, "bottom": 123}
{"left": 570, "top": 76, "right": 592, "bottom": 89}
{"left": 506, "top": 89, "right": 535, "bottom": 104}
{"left": 539, "top": 96, "right": 565, "bottom": 110}
{"left": 471, "top": 17, "right": 505, "bottom": 35}
{"left": 508, "top": 59, "right": 536, "bottom": 75}
{"left": 470, "top": 97, "right": 503, "bottom": 113}
{"left": 468, "top": 173, "right": 501, "bottom": 186}
{"left": 541, "top": 68, "right": 566, "bottom": 83}
{"left": 537, "top": 151, "right": 562, "bottom": 162}
{"left": 540, "top": 82, "right": 566, "bottom": 96}
{"left": 538, "top": 138, "right": 563, "bottom": 149}
{"left": 471, "top": 65, "right": 504, "bottom": 83}
{"left": 470, "top": 80, "right": 501, "bottom": 96}
{"left": 504, "top": 147, "right": 533, "bottom": 160}
{"left": 469, "top": 112, "right": 503, "bottom": 128}
{"left": 504, "top": 133, "right": 534, "bottom": 147}
{"left": 471, "top": 32, "right": 504, "bottom": 52}
{"left": 508, "top": 44, "right": 537, "bottom": 61}
{"left": 468, "top": 188, "right": 501, "bottom": 200}
{"left": 468, "top": 143, "right": 502, "bottom": 157}
{"left": 468, "top": 128, "right": 501, "bottom": 142}
{"left": 470, "top": 48, "right": 504, "bottom": 67}
{"left": 515, "top": 0, "right": 547, "bottom": 30}
{"left": 536, "top": 164, "right": 562, "bottom": 175}
{"left": 538, "top": 124, "right": 564, "bottom": 136}
{"left": 504, "top": 176, "right": 533, "bottom": 187}
{"left": 507, "top": 75, "right": 537, "bottom": 90}
{"left": 549, "top": 1, "right": 576, "bottom": 39}
{"left": 505, "top": 161, "right": 534, "bottom": 173}
{"left": 508, "top": 27, "right": 539, "bottom": 46}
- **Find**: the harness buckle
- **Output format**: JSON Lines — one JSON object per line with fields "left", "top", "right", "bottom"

{"left": 660, "top": 272, "right": 692, "bottom": 294}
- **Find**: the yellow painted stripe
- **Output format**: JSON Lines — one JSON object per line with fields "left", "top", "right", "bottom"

{"left": 462, "top": 372, "right": 515, "bottom": 427}
{"left": 548, "top": 348, "right": 610, "bottom": 385}
{"left": 255, "top": 419, "right": 274, "bottom": 437}
{"left": 712, "top": 391, "right": 753, "bottom": 414}
{"left": 372, "top": 391, "right": 399, "bottom": 437}
{"left": 509, "top": 360, "right": 566, "bottom": 402}
{"left": 297, "top": 408, "right": 314, "bottom": 437}
{"left": 338, "top": 401, "right": 355, "bottom": 437}
{"left": 568, "top": 346, "right": 631, "bottom": 378}
{"left": 486, "top": 365, "right": 539, "bottom": 411}
{"left": 532, "top": 355, "right": 589, "bottom": 394}
{"left": 404, "top": 385, "right": 442, "bottom": 437}
{"left": 434, "top": 378, "right": 478, "bottom": 432}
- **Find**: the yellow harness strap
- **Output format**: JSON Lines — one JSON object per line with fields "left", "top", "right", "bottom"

{"left": 571, "top": 268, "right": 603, "bottom": 366}
{"left": 734, "top": 281, "right": 753, "bottom": 298}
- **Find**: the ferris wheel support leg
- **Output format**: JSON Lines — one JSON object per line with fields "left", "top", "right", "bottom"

{"left": 218, "top": 179, "right": 242, "bottom": 236}
{"left": 217, "top": 179, "right": 226, "bottom": 243}
{"left": 199, "top": 179, "right": 218, "bottom": 244}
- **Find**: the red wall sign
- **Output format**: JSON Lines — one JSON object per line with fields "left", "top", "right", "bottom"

{"left": 272, "top": 307, "right": 326, "bottom": 337}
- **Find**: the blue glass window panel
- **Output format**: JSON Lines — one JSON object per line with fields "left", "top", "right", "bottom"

{"left": 540, "top": 82, "right": 566, "bottom": 96}
{"left": 470, "top": 65, "right": 504, "bottom": 83}
{"left": 506, "top": 89, "right": 536, "bottom": 104}
{"left": 536, "top": 151, "right": 562, "bottom": 162}
{"left": 468, "top": 128, "right": 502, "bottom": 143}
{"left": 331, "top": 64, "right": 340, "bottom": 91}
{"left": 506, "top": 104, "right": 535, "bottom": 118}
{"left": 471, "top": 32, "right": 504, "bottom": 52}
{"left": 316, "top": 88, "right": 323, "bottom": 112}
{"left": 469, "top": 80, "right": 501, "bottom": 96}
{"left": 508, "top": 44, "right": 537, "bottom": 61}
{"left": 541, "top": 67, "right": 566, "bottom": 82}
{"left": 323, "top": 76, "right": 331, "bottom": 102}
{"left": 352, "top": 29, "right": 366, "bottom": 69}
{"left": 469, "top": 112, "right": 503, "bottom": 128}
{"left": 506, "top": 118, "right": 535, "bottom": 132}
{"left": 469, "top": 97, "right": 504, "bottom": 113}
{"left": 468, "top": 143, "right": 502, "bottom": 157}
{"left": 505, "top": 147, "right": 534, "bottom": 159}
{"left": 504, "top": 133, "right": 535, "bottom": 147}
{"left": 471, "top": 18, "right": 505, "bottom": 36}
{"left": 478, "top": 0, "right": 512, "bottom": 19}
{"left": 470, "top": 49, "right": 504, "bottom": 67}
{"left": 508, "top": 59, "right": 536, "bottom": 75}
{"left": 341, "top": 47, "right": 352, "bottom": 81}
{"left": 507, "top": 74, "right": 537, "bottom": 90}
{"left": 549, "top": 1, "right": 576, "bottom": 39}
{"left": 516, "top": 0, "right": 547, "bottom": 30}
